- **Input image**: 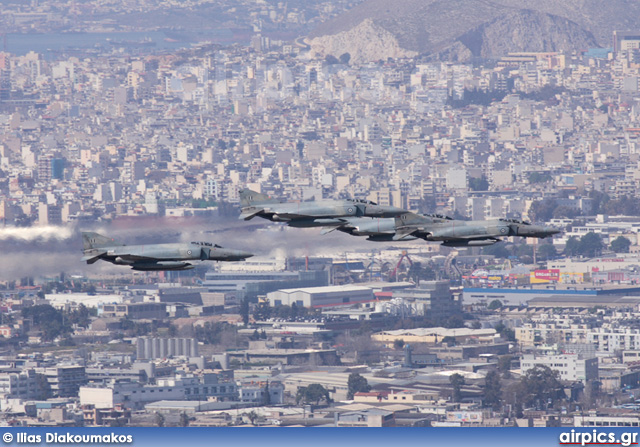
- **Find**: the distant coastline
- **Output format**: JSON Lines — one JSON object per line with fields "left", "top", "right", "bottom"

{"left": 3, "top": 29, "right": 252, "bottom": 57}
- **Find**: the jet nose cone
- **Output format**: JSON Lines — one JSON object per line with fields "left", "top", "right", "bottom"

{"left": 232, "top": 250, "right": 254, "bottom": 260}
{"left": 545, "top": 227, "right": 561, "bottom": 235}
{"left": 534, "top": 226, "right": 561, "bottom": 238}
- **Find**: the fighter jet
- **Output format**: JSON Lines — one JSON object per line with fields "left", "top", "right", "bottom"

{"left": 238, "top": 188, "right": 407, "bottom": 227}
{"left": 81, "top": 232, "right": 253, "bottom": 271}
{"left": 321, "top": 213, "right": 451, "bottom": 241}
{"left": 391, "top": 213, "right": 561, "bottom": 246}
{"left": 325, "top": 213, "right": 560, "bottom": 246}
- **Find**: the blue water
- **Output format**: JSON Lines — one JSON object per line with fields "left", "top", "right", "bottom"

{"left": 5, "top": 31, "right": 190, "bottom": 57}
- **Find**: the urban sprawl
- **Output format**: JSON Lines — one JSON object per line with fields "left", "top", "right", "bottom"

{"left": 5, "top": 1, "right": 640, "bottom": 429}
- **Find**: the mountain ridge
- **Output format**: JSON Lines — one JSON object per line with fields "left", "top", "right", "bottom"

{"left": 307, "top": 0, "right": 639, "bottom": 62}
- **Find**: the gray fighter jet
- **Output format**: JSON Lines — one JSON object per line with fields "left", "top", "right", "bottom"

{"left": 81, "top": 232, "right": 253, "bottom": 270}
{"left": 321, "top": 216, "right": 419, "bottom": 241}
{"left": 393, "top": 213, "right": 561, "bottom": 246}
{"left": 238, "top": 189, "right": 407, "bottom": 227}
{"left": 326, "top": 213, "right": 560, "bottom": 246}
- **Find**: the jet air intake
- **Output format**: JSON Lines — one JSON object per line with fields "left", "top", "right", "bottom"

{"left": 271, "top": 214, "right": 290, "bottom": 222}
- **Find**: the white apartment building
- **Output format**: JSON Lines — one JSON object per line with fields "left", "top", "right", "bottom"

{"left": 521, "top": 354, "right": 598, "bottom": 382}
{"left": 80, "top": 373, "right": 237, "bottom": 410}
{"left": 588, "top": 327, "right": 640, "bottom": 352}
{"left": 238, "top": 381, "right": 284, "bottom": 405}
{"left": 0, "top": 369, "right": 39, "bottom": 400}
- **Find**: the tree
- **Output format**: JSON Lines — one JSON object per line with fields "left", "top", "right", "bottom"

{"left": 444, "top": 314, "right": 465, "bottom": 328}
{"left": 35, "top": 373, "right": 52, "bottom": 400}
{"left": 325, "top": 54, "right": 339, "bottom": 65}
{"left": 564, "top": 236, "right": 580, "bottom": 257}
{"left": 347, "top": 373, "right": 371, "bottom": 399}
{"left": 67, "top": 303, "right": 91, "bottom": 328}
{"left": 22, "top": 304, "right": 71, "bottom": 341}
{"left": 528, "top": 199, "right": 558, "bottom": 222}
{"left": 588, "top": 190, "right": 609, "bottom": 214}
{"left": 469, "top": 176, "right": 489, "bottom": 191}
{"left": 488, "top": 299, "right": 503, "bottom": 310}
{"left": 610, "top": 236, "right": 631, "bottom": 253}
{"left": 246, "top": 410, "right": 259, "bottom": 425}
{"left": 514, "top": 243, "right": 533, "bottom": 259}
{"left": 483, "top": 370, "right": 502, "bottom": 410}
{"left": 449, "top": 373, "right": 465, "bottom": 402}
{"left": 179, "top": 412, "right": 190, "bottom": 427}
{"left": 578, "top": 232, "right": 604, "bottom": 258}
{"left": 253, "top": 301, "right": 272, "bottom": 321}
{"left": 494, "top": 322, "right": 515, "bottom": 342}
{"left": 552, "top": 205, "right": 577, "bottom": 219}
{"left": 528, "top": 172, "right": 552, "bottom": 184}
{"left": 393, "top": 339, "right": 405, "bottom": 350}
{"left": 442, "top": 336, "right": 456, "bottom": 346}
{"left": 339, "top": 52, "right": 351, "bottom": 65}
{"left": 537, "top": 243, "right": 558, "bottom": 261}
{"left": 193, "top": 321, "right": 239, "bottom": 346}
{"left": 498, "top": 355, "right": 513, "bottom": 378}
{"left": 240, "top": 298, "right": 250, "bottom": 326}
{"left": 154, "top": 412, "right": 165, "bottom": 427}
{"left": 296, "top": 384, "right": 331, "bottom": 405}
{"left": 519, "top": 365, "right": 564, "bottom": 409}
{"left": 482, "top": 243, "right": 511, "bottom": 259}
{"left": 262, "top": 381, "right": 272, "bottom": 406}
{"left": 250, "top": 329, "right": 261, "bottom": 341}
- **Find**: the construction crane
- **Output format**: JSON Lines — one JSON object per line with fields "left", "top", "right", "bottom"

{"left": 364, "top": 250, "right": 382, "bottom": 281}
{"left": 391, "top": 250, "right": 413, "bottom": 282}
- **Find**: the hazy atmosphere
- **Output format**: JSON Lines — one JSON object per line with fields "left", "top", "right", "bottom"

{"left": 2, "top": 0, "right": 640, "bottom": 432}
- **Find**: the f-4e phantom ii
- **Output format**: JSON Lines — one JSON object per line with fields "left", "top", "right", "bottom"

{"left": 238, "top": 189, "right": 407, "bottom": 227}
{"left": 324, "top": 212, "right": 560, "bottom": 246}
{"left": 81, "top": 232, "right": 253, "bottom": 271}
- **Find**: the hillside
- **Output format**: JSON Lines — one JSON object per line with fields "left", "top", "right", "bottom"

{"left": 307, "top": 0, "right": 640, "bottom": 62}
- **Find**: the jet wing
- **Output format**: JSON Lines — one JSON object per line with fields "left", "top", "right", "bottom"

{"left": 81, "top": 252, "right": 106, "bottom": 264}
{"left": 319, "top": 219, "right": 354, "bottom": 234}
{"left": 320, "top": 226, "right": 340, "bottom": 235}
{"left": 393, "top": 227, "right": 420, "bottom": 241}
{"left": 239, "top": 207, "right": 264, "bottom": 220}
{"left": 320, "top": 223, "right": 349, "bottom": 234}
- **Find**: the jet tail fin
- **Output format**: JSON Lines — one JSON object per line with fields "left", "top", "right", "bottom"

{"left": 239, "top": 188, "right": 278, "bottom": 207}
{"left": 82, "top": 232, "right": 124, "bottom": 250}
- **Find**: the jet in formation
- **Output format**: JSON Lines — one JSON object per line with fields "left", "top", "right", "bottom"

{"left": 238, "top": 188, "right": 407, "bottom": 227}
{"left": 81, "top": 232, "right": 253, "bottom": 271}
{"left": 323, "top": 212, "right": 560, "bottom": 247}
